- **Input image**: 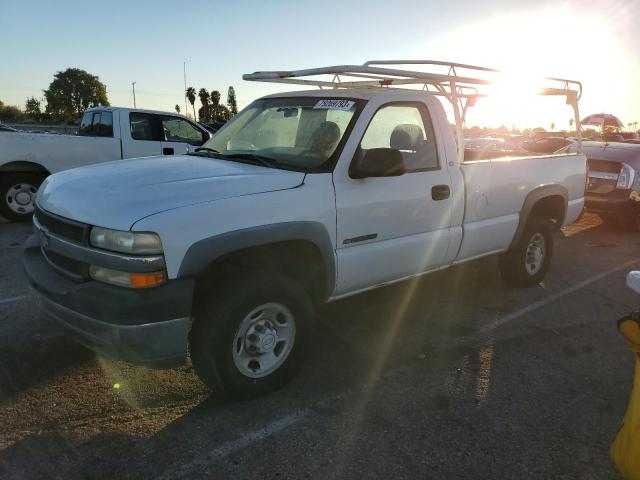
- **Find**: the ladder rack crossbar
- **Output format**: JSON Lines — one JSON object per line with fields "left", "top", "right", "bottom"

{"left": 242, "top": 60, "right": 584, "bottom": 161}
{"left": 243, "top": 60, "right": 582, "bottom": 100}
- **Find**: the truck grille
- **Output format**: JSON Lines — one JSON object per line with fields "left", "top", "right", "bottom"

{"left": 35, "top": 205, "right": 88, "bottom": 244}
{"left": 42, "top": 249, "right": 87, "bottom": 278}
{"left": 35, "top": 205, "right": 90, "bottom": 280}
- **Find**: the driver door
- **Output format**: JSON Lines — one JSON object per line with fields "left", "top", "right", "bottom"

{"left": 333, "top": 101, "right": 453, "bottom": 295}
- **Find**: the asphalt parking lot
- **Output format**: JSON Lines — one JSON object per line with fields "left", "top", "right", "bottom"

{"left": 0, "top": 213, "right": 638, "bottom": 479}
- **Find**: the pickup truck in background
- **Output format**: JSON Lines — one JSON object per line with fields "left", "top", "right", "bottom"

{"left": 0, "top": 107, "right": 210, "bottom": 221}
{"left": 24, "top": 61, "right": 587, "bottom": 399}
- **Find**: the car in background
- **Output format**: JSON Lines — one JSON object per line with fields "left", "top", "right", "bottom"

{"left": 561, "top": 141, "right": 640, "bottom": 230}
{"left": 0, "top": 124, "right": 18, "bottom": 132}
{"left": 524, "top": 136, "right": 574, "bottom": 154}
{"left": 464, "top": 136, "right": 528, "bottom": 161}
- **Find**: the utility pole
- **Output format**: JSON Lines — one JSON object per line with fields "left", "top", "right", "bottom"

{"left": 131, "top": 82, "right": 137, "bottom": 108}
{"left": 183, "top": 62, "right": 188, "bottom": 117}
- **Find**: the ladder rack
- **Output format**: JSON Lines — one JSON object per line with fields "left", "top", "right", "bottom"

{"left": 243, "top": 60, "right": 583, "bottom": 160}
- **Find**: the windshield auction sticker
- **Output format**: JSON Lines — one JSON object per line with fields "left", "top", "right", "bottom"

{"left": 314, "top": 99, "right": 355, "bottom": 110}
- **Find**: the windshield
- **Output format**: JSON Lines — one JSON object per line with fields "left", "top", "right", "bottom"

{"left": 202, "top": 97, "right": 361, "bottom": 171}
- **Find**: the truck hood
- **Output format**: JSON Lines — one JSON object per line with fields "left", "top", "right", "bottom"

{"left": 37, "top": 155, "right": 305, "bottom": 230}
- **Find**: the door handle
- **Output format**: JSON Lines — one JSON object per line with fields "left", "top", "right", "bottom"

{"left": 432, "top": 185, "right": 450, "bottom": 201}
{"left": 163, "top": 147, "right": 174, "bottom": 155}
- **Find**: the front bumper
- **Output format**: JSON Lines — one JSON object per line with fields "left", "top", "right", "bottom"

{"left": 23, "top": 235, "right": 194, "bottom": 368}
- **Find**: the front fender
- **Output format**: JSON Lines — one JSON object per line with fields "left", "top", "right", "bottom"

{"left": 177, "top": 221, "right": 336, "bottom": 299}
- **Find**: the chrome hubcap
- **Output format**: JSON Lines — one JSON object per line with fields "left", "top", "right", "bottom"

{"left": 232, "top": 302, "right": 296, "bottom": 378}
{"left": 6, "top": 183, "right": 38, "bottom": 215}
{"left": 525, "top": 233, "right": 546, "bottom": 275}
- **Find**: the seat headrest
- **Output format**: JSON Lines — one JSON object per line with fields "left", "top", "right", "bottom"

{"left": 390, "top": 124, "right": 424, "bottom": 150}
{"left": 315, "top": 121, "right": 340, "bottom": 143}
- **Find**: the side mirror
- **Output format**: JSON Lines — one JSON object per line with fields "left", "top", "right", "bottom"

{"left": 350, "top": 148, "right": 406, "bottom": 179}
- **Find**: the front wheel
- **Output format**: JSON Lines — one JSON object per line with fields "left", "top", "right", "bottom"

{"left": 189, "top": 271, "right": 314, "bottom": 399}
{"left": 0, "top": 173, "right": 45, "bottom": 222}
{"left": 499, "top": 216, "right": 554, "bottom": 287}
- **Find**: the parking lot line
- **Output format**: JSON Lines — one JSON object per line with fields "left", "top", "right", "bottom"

{"left": 0, "top": 295, "right": 29, "bottom": 305}
{"left": 483, "top": 258, "right": 640, "bottom": 333}
{"left": 159, "top": 410, "right": 307, "bottom": 480}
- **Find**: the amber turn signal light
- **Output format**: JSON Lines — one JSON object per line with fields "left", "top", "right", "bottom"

{"left": 129, "top": 272, "right": 167, "bottom": 288}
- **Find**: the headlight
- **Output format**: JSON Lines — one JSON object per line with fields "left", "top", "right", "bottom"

{"left": 89, "top": 265, "right": 166, "bottom": 288}
{"left": 616, "top": 163, "right": 636, "bottom": 190}
{"left": 90, "top": 227, "right": 163, "bottom": 254}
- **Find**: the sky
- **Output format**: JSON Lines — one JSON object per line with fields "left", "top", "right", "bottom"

{"left": 1, "top": 0, "right": 638, "bottom": 130}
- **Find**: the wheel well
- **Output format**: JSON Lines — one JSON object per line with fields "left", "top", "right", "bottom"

{"left": 195, "top": 241, "right": 328, "bottom": 306}
{"left": 529, "top": 195, "right": 566, "bottom": 229}
{"left": 0, "top": 161, "right": 50, "bottom": 177}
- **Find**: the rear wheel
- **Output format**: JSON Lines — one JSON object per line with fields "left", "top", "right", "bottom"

{"left": 0, "top": 173, "right": 44, "bottom": 222}
{"left": 499, "top": 216, "right": 554, "bottom": 287}
{"left": 189, "top": 270, "right": 314, "bottom": 399}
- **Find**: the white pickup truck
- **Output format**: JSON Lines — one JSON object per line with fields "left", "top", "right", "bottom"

{"left": 0, "top": 107, "right": 210, "bottom": 221}
{"left": 24, "top": 61, "right": 587, "bottom": 399}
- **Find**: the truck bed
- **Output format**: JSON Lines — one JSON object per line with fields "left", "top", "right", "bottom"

{"left": 454, "top": 153, "right": 587, "bottom": 262}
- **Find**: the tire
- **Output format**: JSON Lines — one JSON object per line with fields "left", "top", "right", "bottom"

{"left": 0, "top": 173, "right": 44, "bottom": 222}
{"left": 499, "top": 216, "right": 554, "bottom": 287}
{"left": 189, "top": 270, "right": 315, "bottom": 399}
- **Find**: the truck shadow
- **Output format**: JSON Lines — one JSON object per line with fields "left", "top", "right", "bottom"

{"left": 0, "top": 213, "right": 635, "bottom": 477}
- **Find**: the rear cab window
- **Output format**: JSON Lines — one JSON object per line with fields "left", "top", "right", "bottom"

{"left": 78, "top": 111, "right": 113, "bottom": 137}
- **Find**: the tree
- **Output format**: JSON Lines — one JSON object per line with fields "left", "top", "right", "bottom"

{"left": 24, "top": 97, "right": 42, "bottom": 121}
{"left": 212, "top": 104, "right": 231, "bottom": 122}
{"left": 550, "top": 122, "right": 556, "bottom": 131}
{"left": 198, "top": 88, "right": 210, "bottom": 122}
{"left": 227, "top": 86, "right": 238, "bottom": 116}
{"left": 569, "top": 118, "right": 574, "bottom": 131}
{"left": 0, "top": 104, "right": 23, "bottom": 122}
{"left": 186, "top": 87, "right": 197, "bottom": 120}
{"left": 210, "top": 90, "right": 221, "bottom": 122}
{"left": 175, "top": 104, "right": 181, "bottom": 114}
{"left": 44, "top": 68, "right": 109, "bottom": 123}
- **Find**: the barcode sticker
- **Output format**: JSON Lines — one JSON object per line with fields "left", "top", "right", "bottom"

{"left": 314, "top": 99, "right": 355, "bottom": 110}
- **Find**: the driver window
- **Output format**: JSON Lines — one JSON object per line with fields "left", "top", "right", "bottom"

{"left": 360, "top": 104, "right": 439, "bottom": 171}
{"left": 161, "top": 116, "right": 204, "bottom": 146}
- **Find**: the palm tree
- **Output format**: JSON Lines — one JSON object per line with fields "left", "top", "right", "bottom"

{"left": 186, "top": 87, "right": 196, "bottom": 120}
{"left": 227, "top": 86, "right": 238, "bottom": 116}
{"left": 175, "top": 104, "right": 180, "bottom": 114}
{"left": 210, "top": 90, "right": 221, "bottom": 123}
{"left": 198, "top": 88, "right": 210, "bottom": 122}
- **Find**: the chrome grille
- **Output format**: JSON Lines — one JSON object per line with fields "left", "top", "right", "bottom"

{"left": 34, "top": 205, "right": 88, "bottom": 244}
{"left": 34, "top": 205, "right": 90, "bottom": 280}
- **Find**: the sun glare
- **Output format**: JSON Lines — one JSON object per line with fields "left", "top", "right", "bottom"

{"left": 424, "top": 3, "right": 639, "bottom": 129}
